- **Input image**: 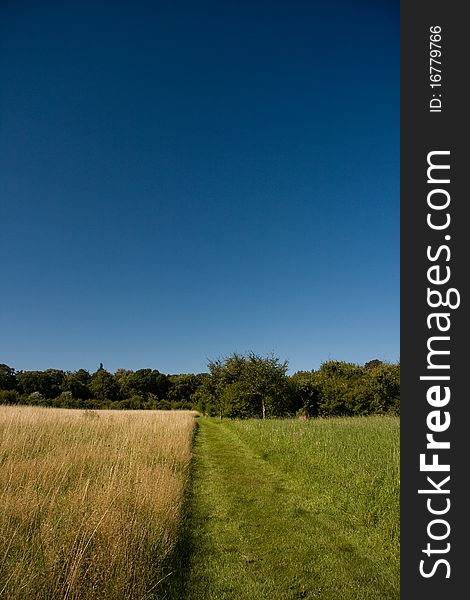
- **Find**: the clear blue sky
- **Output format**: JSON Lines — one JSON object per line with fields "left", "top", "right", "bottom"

{"left": 0, "top": 0, "right": 399, "bottom": 375}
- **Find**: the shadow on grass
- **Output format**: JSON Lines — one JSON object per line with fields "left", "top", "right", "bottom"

{"left": 156, "top": 419, "right": 199, "bottom": 600}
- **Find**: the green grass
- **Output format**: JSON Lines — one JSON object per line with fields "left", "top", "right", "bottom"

{"left": 163, "top": 415, "right": 399, "bottom": 600}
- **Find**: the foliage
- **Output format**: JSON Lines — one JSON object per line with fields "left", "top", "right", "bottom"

{"left": 290, "top": 360, "right": 400, "bottom": 418}
{"left": 207, "top": 352, "right": 293, "bottom": 418}
{"left": 115, "top": 368, "right": 170, "bottom": 400}
{"left": 0, "top": 357, "right": 400, "bottom": 416}
{"left": 312, "top": 360, "right": 400, "bottom": 416}
{"left": 17, "top": 369, "right": 65, "bottom": 399}
{"left": 62, "top": 369, "right": 92, "bottom": 399}
{"left": 290, "top": 370, "right": 320, "bottom": 417}
{"left": 0, "top": 389, "right": 19, "bottom": 404}
{"left": 89, "top": 367, "right": 119, "bottom": 402}
{"left": 167, "top": 373, "right": 206, "bottom": 406}
{"left": 0, "top": 363, "right": 16, "bottom": 390}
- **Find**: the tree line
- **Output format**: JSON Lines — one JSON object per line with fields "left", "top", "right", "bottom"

{"left": 0, "top": 353, "right": 399, "bottom": 417}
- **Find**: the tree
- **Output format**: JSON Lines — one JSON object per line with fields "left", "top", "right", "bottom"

{"left": 309, "top": 359, "right": 400, "bottom": 417}
{"left": 187, "top": 374, "right": 212, "bottom": 413}
{"left": 43, "top": 369, "right": 66, "bottom": 399}
{"left": 130, "top": 369, "right": 170, "bottom": 399}
{"left": 114, "top": 368, "right": 170, "bottom": 401}
{"left": 17, "top": 369, "right": 65, "bottom": 399}
{"left": 0, "top": 364, "right": 16, "bottom": 390}
{"left": 0, "top": 389, "right": 19, "bottom": 404}
{"left": 89, "top": 367, "right": 118, "bottom": 402}
{"left": 114, "top": 369, "right": 134, "bottom": 399}
{"left": 290, "top": 371, "right": 320, "bottom": 417}
{"left": 207, "top": 352, "right": 293, "bottom": 418}
{"left": 17, "top": 371, "right": 43, "bottom": 396}
{"left": 364, "top": 359, "right": 383, "bottom": 370}
{"left": 363, "top": 361, "right": 400, "bottom": 415}
{"left": 167, "top": 374, "right": 204, "bottom": 407}
{"left": 62, "top": 369, "right": 92, "bottom": 400}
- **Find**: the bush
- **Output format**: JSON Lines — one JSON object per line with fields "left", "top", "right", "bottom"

{"left": 0, "top": 390, "right": 19, "bottom": 405}
{"left": 294, "top": 360, "right": 400, "bottom": 418}
{"left": 116, "top": 396, "right": 145, "bottom": 410}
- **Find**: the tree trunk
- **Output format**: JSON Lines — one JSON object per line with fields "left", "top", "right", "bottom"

{"left": 262, "top": 400, "right": 266, "bottom": 419}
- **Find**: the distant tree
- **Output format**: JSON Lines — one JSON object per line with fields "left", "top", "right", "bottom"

{"left": 62, "top": 369, "right": 92, "bottom": 400}
{"left": 130, "top": 369, "right": 170, "bottom": 399}
{"left": 363, "top": 362, "right": 400, "bottom": 415}
{"left": 28, "top": 391, "right": 44, "bottom": 403}
{"left": 54, "top": 391, "right": 75, "bottom": 408}
{"left": 0, "top": 389, "right": 19, "bottom": 404}
{"left": 5, "top": 358, "right": 399, "bottom": 414}
{"left": 0, "top": 364, "right": 16, "bottom": 390}
{"left": 43, "top": 369, "right": 66, "bottom": 399}
{"left": 188, "top": 374, "right": 212, "bottom": 413}
{"left": 290, "top": 371, "right": 320, "bottom": 417}
{"left": 314, "top": 361, "right": 363, "bottom": 416}
{"left": 89, "top": 367, "right": 118, "bottom": 402}
{"left": 364, "top": 359, "right": 384, "bottom": 370}
{"left": 114, "top": 369, "right": 133, "bottom": 399}
{"left": 167, "top": 374, "right": 203, "bottom": 406}
{"left": 115, "top": 395, "right": 145, "bottom": 410}
{"left": 207, "top": 352, "right": 293, "bottom": 419}
{"left": 17, "top": 371, "right": 42, "bottom": 396}
{"left": 114, "top": 368, "right": 170, "bottom": 401}
{"left": 154, "top": 399, "right": 171, "bottom": 411}
{"left": 17, "top": 369, "right": 65, "bottom": 399}
{"left": 311, "top": 359, "right": 400, "bottom": 417}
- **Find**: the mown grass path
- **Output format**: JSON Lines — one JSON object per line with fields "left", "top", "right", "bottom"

{"left": 161, "top": 416, "right": 399, "bottom": 600}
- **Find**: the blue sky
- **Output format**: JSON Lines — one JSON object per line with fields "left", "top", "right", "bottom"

{"left": 0, "top": 1, "right": 399, "bottom": 375}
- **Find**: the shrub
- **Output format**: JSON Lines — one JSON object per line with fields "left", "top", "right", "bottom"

{"left": 0, "top": 389, "right": 19, "bottom": 405}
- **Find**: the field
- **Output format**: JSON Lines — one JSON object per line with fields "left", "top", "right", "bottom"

{"left": 0, "top": 409, "right": 399, "bottom": 599}
{"left": 0, "top": 406, "right": 196, "bottom": 600}
{"left": 167, "top": 416, "right": 400, "bottom": 599}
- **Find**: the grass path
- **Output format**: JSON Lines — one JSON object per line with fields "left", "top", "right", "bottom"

{"left": 161, "top": 417, "right": 398, "bottom": 600}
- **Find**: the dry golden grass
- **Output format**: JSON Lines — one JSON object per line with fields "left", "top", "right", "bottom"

{"left": 0, "top": 406, "right": 197, "bottom": 600}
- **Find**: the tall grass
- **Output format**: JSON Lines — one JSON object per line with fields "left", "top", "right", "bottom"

{"left": 0, "top": 406, "right": 197, "bottom": 600}
{"left": 229, "top": 416, "right": 400, "bottom": 583}
{"left": 183, "top": 415, "right": 399, "bottom": 599}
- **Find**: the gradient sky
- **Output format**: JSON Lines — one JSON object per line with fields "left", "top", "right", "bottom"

{"left": 0, "top": 1, "right": 399, "bottom": 375}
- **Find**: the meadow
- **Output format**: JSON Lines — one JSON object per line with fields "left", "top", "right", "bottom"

{"left": 0, "top": 406, "right": 196, "bottom": 600}
{"left": 174, "top": 416, "right": 400, "bottom": 600}
{"left": 0, "top": 408, "right": 399, "bottom": 599}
